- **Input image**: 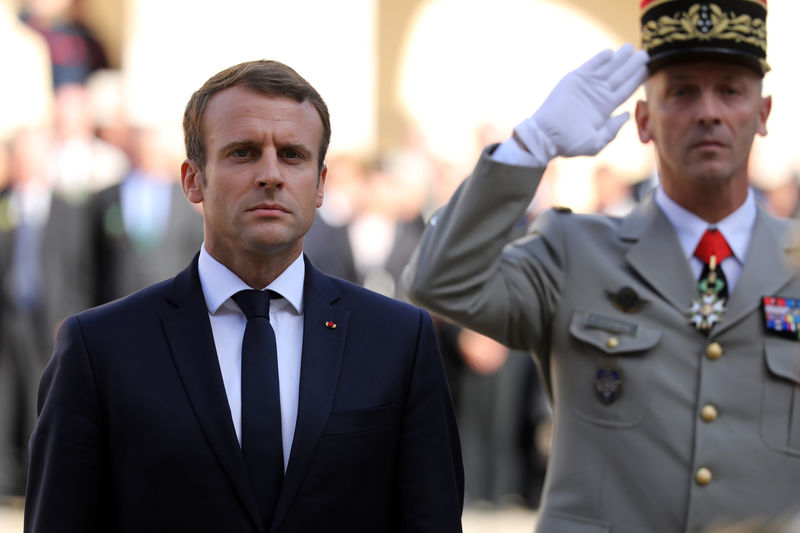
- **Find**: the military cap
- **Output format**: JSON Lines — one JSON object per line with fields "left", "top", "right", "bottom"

{"left": 640, "top": 0, "right": 768, "bottom": 76}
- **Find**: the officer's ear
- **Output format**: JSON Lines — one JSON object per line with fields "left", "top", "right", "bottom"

{"left": 757, "top": 94, "right": 772, "bottom": 137}
{"left": 635, "top": 100, "right": 653, "bottom": 144}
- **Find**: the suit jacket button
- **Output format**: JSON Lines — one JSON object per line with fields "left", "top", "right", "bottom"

{"left": 696, "top": 467, "right": 712, "bottom": 486}
{"left": 705, "top": 342, "right": 723, "bottom": 360}
{"left": 700, "top": 404, "right": 718, "bottom": 422}
{"left": 606, "top": 337, "right": 619, "bottom": 349}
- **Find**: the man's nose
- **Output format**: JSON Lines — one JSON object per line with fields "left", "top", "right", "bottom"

{"left": 255, "top": 151, "right": 284, "bottom": 189}
{"left": 696, "top": 90, "right": 722, "bottom": 126}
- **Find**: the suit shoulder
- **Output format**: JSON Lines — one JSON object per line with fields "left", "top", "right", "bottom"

{"left": 78, "top": 277, "right": 175, "bottom": 324}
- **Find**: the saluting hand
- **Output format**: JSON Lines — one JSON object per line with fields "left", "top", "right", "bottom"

{"left": 513, "top": 43, "right": 649, "bottom": 166}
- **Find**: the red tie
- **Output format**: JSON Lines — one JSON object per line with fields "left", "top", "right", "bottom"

{"left": 694, "top": 229, "right": 733, "bottom": 265}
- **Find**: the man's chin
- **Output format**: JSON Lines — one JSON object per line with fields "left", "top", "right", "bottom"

{"left": 688, "top": 163, "right": 736, "bottom": 187}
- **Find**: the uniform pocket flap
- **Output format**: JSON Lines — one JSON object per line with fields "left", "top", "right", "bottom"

{"left": 570, "top": 310, "right": 661, "bottom": 355}
{"left": 764, "top": 338, "right": 800, "bottom": 384}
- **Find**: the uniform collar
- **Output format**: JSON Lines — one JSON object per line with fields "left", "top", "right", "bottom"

{"left": 654, "top": 186, "right": 756, "bottom": 263}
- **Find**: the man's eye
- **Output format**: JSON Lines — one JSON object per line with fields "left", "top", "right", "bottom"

{"left": 232, "top": 148, "right": 251, "bottom": 158}
{"left": 281, "top": 150, "right": 302, "bottom": 159}
{"left": 669, "top": 87, "right": 689, "bottom": 98}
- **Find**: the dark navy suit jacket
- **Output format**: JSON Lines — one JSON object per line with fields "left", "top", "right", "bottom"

{"left": 24, "top": 254, "right": 463, "bottom": 532}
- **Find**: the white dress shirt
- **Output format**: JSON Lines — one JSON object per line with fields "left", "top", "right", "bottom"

{"left": 654, "top": 186, "right": 755, "bottom": 295}
{"left": 198, "top": 245, "right": 305, "bottom": 471}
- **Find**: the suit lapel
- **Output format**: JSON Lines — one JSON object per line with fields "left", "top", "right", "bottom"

{"left": 160, "top": 255, "right": 263, "bottom": 530}
{"left": 713, "top": 207, "right": 796, "bottom": 336}
{"left": 271, "top": 257, "right": 349, "bottom": 532}
{"left": 621, "top": 195, "right": 698, "bottom": 314}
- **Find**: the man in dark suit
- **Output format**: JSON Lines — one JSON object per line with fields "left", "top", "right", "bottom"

{"left": 24, "top": 60, "right": 463, "bottom": 533}
{"left": 87, "top": 126, "right": 204, "bottom": 306}
{"left": 0, "top": 127, "right": 90, "bottom": 499}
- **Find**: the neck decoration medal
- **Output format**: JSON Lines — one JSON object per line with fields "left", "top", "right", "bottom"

{"left": 688, "top": 255, "right": 726, "bottom": 331}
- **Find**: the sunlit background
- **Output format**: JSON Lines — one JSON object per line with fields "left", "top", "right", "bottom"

{"left": 3, "top": 0, "right": 799, "bottom": 208}
{"left": 1, "top": 1, "right": 798, "bottom": 531}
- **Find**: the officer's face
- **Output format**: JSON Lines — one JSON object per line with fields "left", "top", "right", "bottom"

{"left": 636, "top": 61, "right": 771, "bottom": 194}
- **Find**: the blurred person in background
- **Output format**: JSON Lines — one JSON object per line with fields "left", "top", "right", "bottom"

{"left": 0, "top": 127, "right": 89, "bottom": 500}
{"left": 302, "top": 152, "right": 361, "bottom": 284}
{"left": 20, "top": 0, "right": 108, "bottom": 89}
{"left": 438, "top": 324, "right": 549, "bottom": 511}
{"left": 50, "top": 82, "right": 129, "bottom": 203}
{"left": 757, "top": 171, "right": 800, "bottom": 219}
{"left": 346, "top": 150, "right": 430, "bottom": 301}
{"left": 85, "top": 69, "right": 132, "bottom": 160}
{"left": 405, "top": 0, "right": 800, "bottom": 531}
{"left": 86, "top": 126, "right": 203, "bottom": 306}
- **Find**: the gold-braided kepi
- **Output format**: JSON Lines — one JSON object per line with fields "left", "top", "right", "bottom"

{"left": 640, "top": 0, "right": 769, "bottom": 76}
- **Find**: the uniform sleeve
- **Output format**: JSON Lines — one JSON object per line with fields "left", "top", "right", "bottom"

{"left": 24, "top": 316, "right": 110, "bottom": 533}
{"left": 396, "top": 308, "right": 464, "bottom": 532}
{"left": 401, "top": 147, "right": 563, "bottom": 354}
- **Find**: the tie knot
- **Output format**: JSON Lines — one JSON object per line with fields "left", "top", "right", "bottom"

{"left": 694, "top": 229, "right": 733, "bottom": 265}
{"left": 232, "top": 289, "right": 270, "bottom": 320}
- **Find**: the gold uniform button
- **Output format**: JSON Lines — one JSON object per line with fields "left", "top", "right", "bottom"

{"left": 696, "top": 467, "right": 712, "bottom": 486}
{"left": 701, "top": 404, "right": 718, "bottom": 422}
{"left": 606, "top": 337, "right": 619, "bottom": 349}
{"left": 705, "top": 342, "right": 723, "bottom": 360}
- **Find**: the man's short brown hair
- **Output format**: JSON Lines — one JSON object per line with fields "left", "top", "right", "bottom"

{"left": 183, "top": 60, "right": 331, "bottom": 174}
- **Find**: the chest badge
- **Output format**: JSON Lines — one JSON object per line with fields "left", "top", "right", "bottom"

{"left": 762, "top": 296, "right": 800, "bottom": 340}
{"left": 594, "top": 365, "right": 624, "bottom": 405}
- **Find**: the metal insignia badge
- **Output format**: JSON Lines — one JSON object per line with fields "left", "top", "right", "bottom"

{"left": 762, "top": 296, "right": 800, "bottom": 340}
{"left": 594, "top": 365, "right": 624, "bottom": 405}
{"left": 607, "top": 286, "right": 645, "bottom": 313}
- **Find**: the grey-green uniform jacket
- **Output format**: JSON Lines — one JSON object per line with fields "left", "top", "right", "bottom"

{"left": 402, "top": 148, "right": 800, "bottom": 533}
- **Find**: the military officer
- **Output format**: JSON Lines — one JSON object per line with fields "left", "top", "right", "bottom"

{"left": 403, "top": 1, "right": 800, "bottom": 532}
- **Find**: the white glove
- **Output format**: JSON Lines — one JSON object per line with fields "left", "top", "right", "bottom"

{"left": 513, "top": 43, "right": 649, "bottom": 166}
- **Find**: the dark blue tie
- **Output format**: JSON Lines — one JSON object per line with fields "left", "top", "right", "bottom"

{"left": 232, "top": 289, "right": 283, "bottom": 527}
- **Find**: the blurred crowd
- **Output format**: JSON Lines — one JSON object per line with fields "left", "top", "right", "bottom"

{"left": 0, "top": 0, "right": 205, "bottom": 501}
{"left": 3, "top": 0, "right": 800, "bottom": 515}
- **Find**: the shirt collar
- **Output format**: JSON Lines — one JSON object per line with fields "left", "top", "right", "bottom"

{"left": 654, "top": 186, "right": 756, "bottom": 262}
{"left": 198, "top": 244, "right": 305, "bottom": 315}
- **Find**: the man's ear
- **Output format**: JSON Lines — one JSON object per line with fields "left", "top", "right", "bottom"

{"left": 635, "top": 100, "right": 653, "bottom": 144}
{"left": 757, "top": 94, "right": 772, "bottom": 137}
{"left": 316, "top": 164, "right": 327, "bottom": 208}
{"left": 181, "top": 159, "right": 204, "bottom": 204}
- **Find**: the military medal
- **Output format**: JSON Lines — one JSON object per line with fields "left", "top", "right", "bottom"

{"left": 762, "top": 296, "right": 800, "bottom": 340}
{"left": 688, "top": 255, "right": 726, "bottom": 331}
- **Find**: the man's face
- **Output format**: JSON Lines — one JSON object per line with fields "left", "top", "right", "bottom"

{"left": 181, "top": 86, "right": 325, "bottom": 267}
{"left": 636, "top": 61, "right": 771, "bottom": 191}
